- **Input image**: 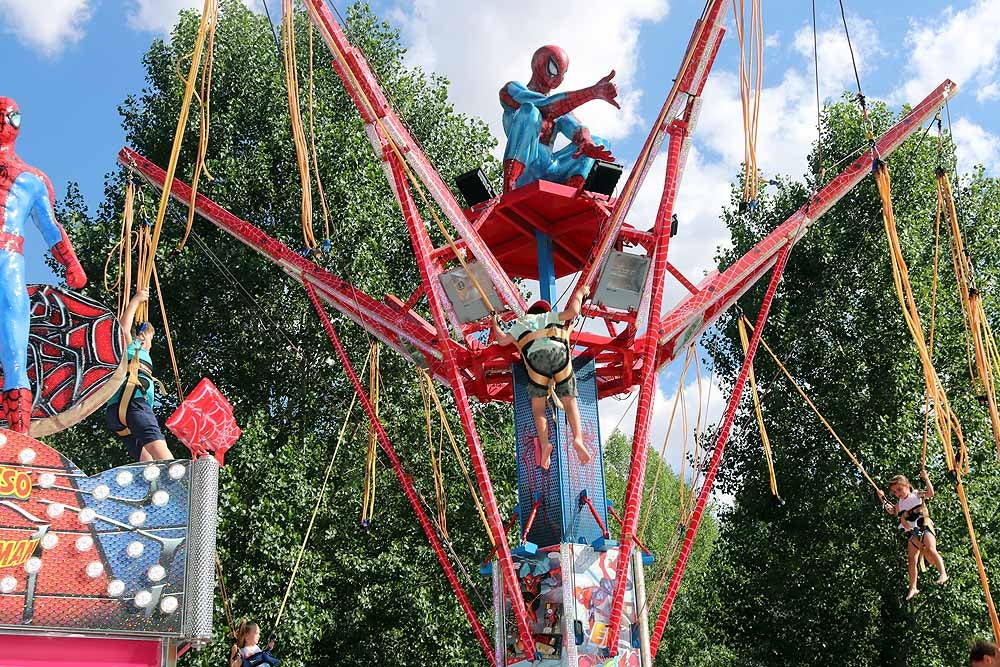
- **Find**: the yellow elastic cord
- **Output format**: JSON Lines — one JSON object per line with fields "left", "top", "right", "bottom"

{"left": 361, "top": 341, "right": 379, "bottom": 527}
{"left": 420, "top": 374, "right": 449, "bottom": 541}
{"left": 939, "top": 170, "right": 1000, "bottom": 456}
{"left": 421, "top": 369, "right": 494, "bottom": 545}
{"left": 143, "top": 0, "right": 217, "bottom": 290}
{"left": 307, "top": 24, "right": 332, "bottom": 242}
{"left": 177, "top": 5, "right": 218, "bottom": 252}
{"left": 742, "top": 317, "right": 880, "bottom": 494}
{"left": 877, "top": 163, "right": 967, "bottom": 474}
{"left": 738, "top": 317, "right": 779, "bottom": 499}
{"left": 283, "top": 0, "right": 317, "bottom": 250}
{"left": 733, "top": 0, "right": 765, "bottom": 203}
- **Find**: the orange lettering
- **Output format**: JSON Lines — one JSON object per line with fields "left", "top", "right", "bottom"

{"left": 0, "top": 538, "right": 38, "bottom": 569}
{"left": 0, "top": 465, "right": 32, "bottom": 501}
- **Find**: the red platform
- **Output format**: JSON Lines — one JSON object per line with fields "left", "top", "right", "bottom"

{"left": 451, "top": 181, "right": 653, "bottom": 280}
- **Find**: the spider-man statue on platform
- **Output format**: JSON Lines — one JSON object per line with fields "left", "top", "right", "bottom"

{"left": 499, "top": 45, "right": 619, "bottom": 193}
{"left": 0, "top": 97, "right": 87, "bottom": 433}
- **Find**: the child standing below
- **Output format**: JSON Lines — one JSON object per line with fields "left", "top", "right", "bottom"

{"left": 878, "top": 470, "right": 948, "bottom": 601}
{"left": 230, "top": 620, "right": 280, "bottom": 667}
{"left": 492, "top": 286, "right": 591, "bottom": 470}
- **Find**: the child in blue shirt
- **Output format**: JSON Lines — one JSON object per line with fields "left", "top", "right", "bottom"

{"left": 104, "top": 288, "right": 172, "bottom": 461}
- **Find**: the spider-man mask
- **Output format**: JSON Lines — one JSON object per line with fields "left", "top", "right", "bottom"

{"left": 0, "top": 97, "right": 20, "bottom": 148}
{"left": 530, "top": 45, "right": 569, "bottom": 92}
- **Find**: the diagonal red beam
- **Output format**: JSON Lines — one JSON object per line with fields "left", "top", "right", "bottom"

{"left": 118, "top": 147, "right": 458, "bottom": 384}
{"left": 653, "top": 79, "right": 959, "bottom": 367}
{"left": 384, "top": 152, "right": 537, "bottom": 653}
{"left": 302, "top": 0, "right": 526, "bottom": 316}
{"left": 303, "top": 282, "right": 495, "bottom": 665}
{"left": 604, "top": 118, "right": 687, "bottom": 654}
{"left": 649, "top": 245, "right": 790, "bottom": 657}
{"left": 576, "top": 0, "right": 728, "bottom": 294}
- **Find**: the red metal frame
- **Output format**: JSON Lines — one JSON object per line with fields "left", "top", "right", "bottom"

{"left": 303, "top": 282, "right": 496, "bottom": 664}
{"left": 302, "top": 0, "right": 526, "bottom": 318}
{"left": 650, "top": 245, "right": 790, "bottom": 657}
{"left": 119, "top": 0, "right": 959, "bottom": 654}
{"left": 603, "top": 118, "right": 688, "bottom": 649}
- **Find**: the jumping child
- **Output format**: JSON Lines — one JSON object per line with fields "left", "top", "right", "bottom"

{"left": 230, "top": 620, "right": 281, "bottom": 667}
{"left": 877, "top": 470, "right": 948, "bottom": 601}
{"left": 104, "top": 288, "right": 172, "bottom": 462}
{"left": 492, "top": 285, "right": 591, "bottom": 470}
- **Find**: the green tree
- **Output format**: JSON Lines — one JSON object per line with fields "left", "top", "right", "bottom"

{"left": 699, "top": 97, "right": 1000, "bottom": 666}
{"left": 603, "top": 429, "right": 730, "bottom": 665}
{"left": 50, "top": 2, "right": 511, "bottom": 665}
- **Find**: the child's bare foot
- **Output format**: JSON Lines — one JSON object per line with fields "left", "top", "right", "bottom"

{"left": 572, "top": 438, "right": 592, "bottom": 465}
{"left": 905, "top": 587, "right": 920, "bottom": 601}
{"left": 539, "top": 439, "right": 553, "bottom": 470}
{"left": 937, "top": 573, "right": 949, "bottom": 585}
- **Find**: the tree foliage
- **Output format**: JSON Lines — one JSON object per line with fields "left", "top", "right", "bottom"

{"left": 51, "top": 2, "right": 509, "bottom": 665}
{"left": 699, "top": 97, "right": 1000, "bottom": 666}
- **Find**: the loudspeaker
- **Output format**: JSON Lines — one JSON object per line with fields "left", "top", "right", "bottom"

{"left": 583, "top": 160, "right": 624, "bottom": 197}
{"left": 455, "top": 167, "right": 497, "bottom": 207}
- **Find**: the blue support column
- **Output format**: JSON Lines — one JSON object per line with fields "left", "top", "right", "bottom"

{"left": 536, "top": 231, "right": 556, "bottom": 305}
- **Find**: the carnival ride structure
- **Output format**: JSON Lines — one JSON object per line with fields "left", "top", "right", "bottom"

{"left": 114, "top": 0, "right": 962, "bottom": 664}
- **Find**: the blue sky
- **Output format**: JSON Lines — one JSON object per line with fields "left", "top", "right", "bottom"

{"left": 2, "top": 0, "right": 998, "bottom": 457}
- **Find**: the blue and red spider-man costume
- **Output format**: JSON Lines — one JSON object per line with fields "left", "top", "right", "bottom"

{"left": 499, "top": 45, "right": 619, "bottom": 193}
{"left": 0, "top": 97, "right": 87, "bottom": 433}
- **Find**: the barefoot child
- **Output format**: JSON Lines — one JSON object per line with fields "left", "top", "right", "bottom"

{"left": 492, "top": 286, "right": 591, "bottom": 470}
{"left": 878, "top": 470, "right": 948, "bottom": 601}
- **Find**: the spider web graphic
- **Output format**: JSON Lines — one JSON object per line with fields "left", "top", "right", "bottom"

{"left": 0, "top": 286, "right": 126, "bottom": 436}
{"left": 166, "top": 378, "right": 240, "bottom": 462}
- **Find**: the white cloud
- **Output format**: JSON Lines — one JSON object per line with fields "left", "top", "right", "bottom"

{"left": 895, "top": 0, "right": 1000, "bottom": 104}
{"left": 977, "top": 81, "right": 1000, "bottom": 103}
{"left": 390, "top": 0, "right": 670, "bottom": 152}
{"left": 952, "top": 116, "right": 1000, "bottom": 174}
{"left": 127, "top": 0, "right": 201, "bottom": 32}
{"left": 0, "top": 0, "right": 92, "bottom": 57}
{"left": 600, "top": 363, "right": 725, "bottom": 480}
{"left": 127, "top": 0, "right": 272, "bottom": 33}
{"left": 792, "top": 16, "right": 882, "bottom": 103}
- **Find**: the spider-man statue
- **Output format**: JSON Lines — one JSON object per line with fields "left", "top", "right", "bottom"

{"left": 499, "top": 45, "right": 619, "bottom": 193}
{"left": 0, "top": 97, "right": 87, "bottom": 433}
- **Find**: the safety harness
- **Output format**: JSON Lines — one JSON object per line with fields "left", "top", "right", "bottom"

{"left": 898, "top": 497, "right": 935, "bottom": 572}
{"left": 514, "top": 322, "right": 574, "bottom": 401}
{"left": 113, "top": 351, "right": 161, "bottom": 437}
{"left": 898, "top": 500, "right": 935, "bottom": 541}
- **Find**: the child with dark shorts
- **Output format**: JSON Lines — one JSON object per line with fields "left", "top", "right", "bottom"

{"left": 104, "top": 288, "right": 172, "bottom": 462}
{"left": 492, "top": 285, "right": 591, "bottom": 469}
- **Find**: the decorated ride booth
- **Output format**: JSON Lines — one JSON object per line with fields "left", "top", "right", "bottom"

{"left": 0, "top": 431, "right": 220, "bottom": 667}
{"left": 0, "top": 102, "right": 235, "bottom": 663}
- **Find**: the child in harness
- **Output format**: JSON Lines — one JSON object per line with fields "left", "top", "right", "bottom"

{"left": 492, "top": 285, "right": 591, "bottom": 469}
{"left": 104, "top": 288, "right": 172, "bottom": 462}
{"left": 878, "top": 470, "right": 948, "bottom": 600}
{"left": 230, "top": 620, "right": 281, "bottom": 667}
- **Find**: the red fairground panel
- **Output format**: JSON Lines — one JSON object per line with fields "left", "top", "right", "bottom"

{"left": 466, "top": 181, "right": 651, "bottom": 281}
{"left": 0, "top": 286, "right": 126, "bottom": 437}
{"left": 4, "top": 634, "right": 167, "bottom": 667}
{"left": 0, "top": 430, "right": 216, "bottom": 639}
{"left": 165, "top": 377, "right": 239, "bottom": 465}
